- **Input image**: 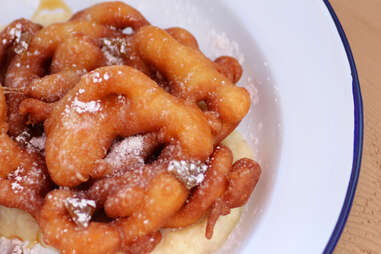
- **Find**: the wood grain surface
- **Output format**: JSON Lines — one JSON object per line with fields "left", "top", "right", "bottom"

{"left": 330, "top": 1, "right": 381, "bottom": 253}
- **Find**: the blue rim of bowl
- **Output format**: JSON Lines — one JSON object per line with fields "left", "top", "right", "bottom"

{"left": 322, "top": 1, "right": 364, "bottom": 253}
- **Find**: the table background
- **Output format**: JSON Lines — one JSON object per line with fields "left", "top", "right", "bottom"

{"left": 330, "top": 1, "right": 381, "bottom": 253}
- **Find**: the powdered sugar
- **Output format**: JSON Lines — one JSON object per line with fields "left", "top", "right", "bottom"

{"left": 29, "top": 134, "right": 46, "bottom": 152}
{"left": 7, "top": 23, "right": 30, "bottom": 55}
{"left": 68, "top": 97, "right": 102, "bottom": 114}
{"left": 15, "top": 130, "right": 30, "bottom": 145}
{"left": 7, "top": 162, "right": 45, "bottom": 195}
{"left": 89, "top": 71, "right": 103, "bottom": 83}
{"left": 64, "top": 197, "right": 96, "bottom": 229}
{"left": 105, "top": 136, "right": 145, "bottom": 168}
{"left": 167, "top": 160, "right": 208, "bottom": 189}
{"left": 102, "top": 47, "right": 124, "bottom": 66}
{"left": 87, "top": 71, "right": 114, "bottom": 84}
{"left": 14, "top": 40, "right": 29, "bottom": 55}
{"left": 8, "top": 166, "right": 25, "bottom": 194}
{"left": 15, "top": 132, "right": 46, "bottom": 154}
{"left": 101, "top": 37, "right": 128, "bottom": 66}
{"left": 10, "top": 182, "right": 24, "bottom": 193}
{"left": 207, "top": 30, "right": 244, "bottom": 64}
{"left": 8, "top": 24, "right": 22, "bottom": 40}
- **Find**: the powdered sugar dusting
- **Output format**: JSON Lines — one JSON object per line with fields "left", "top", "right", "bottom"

{"left": 7, "top": 23, "right": 30, "bottom": 55}
{"left": 102, "top": 46, "right": 124, "bottom": 65}
{"left": 10, "top": 181, "right": 23, "bottom": 194}
{"left": 208, "top": 30, "right": 244, "bottom": 64}
{"left": 64, "top": 197, "right": 96, "bottom": 229}
{"left": 89, "top": 71, "right": 103, "bottom": 83}
{"left": 86, "top": 70, "right": 114, "bottom": 84}
{"left": 105, "top": 136, "right": 145, "bottom": 168}
{"left": 66, "top": 97, "right": 102, "bottom": 114}
{"left": 101, "top": 37, "right": 128, "bottom": 66}
{"left": 14, "top": 40, "right": 29, "bottom": 55}
{"left": 29, "top": 133, "right": 46, "bottom": 152}
{"left": 167, "top": 160, "right": 208, "bottom": 189}
{"left": 15, "top": 130, "right": 30, "bottom": 145}
{"left": 246, "top": 76, "right": 260, "bottom": 107}
{"left": 8, "top": 166, "right": 25, "bottom": 194}
{"left": 7, "top": 162, "right": 46, "bottom": 196}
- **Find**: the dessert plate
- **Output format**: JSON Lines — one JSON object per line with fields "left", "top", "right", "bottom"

{"left": 0, "top": 0, "right": 362, "bottom": 253}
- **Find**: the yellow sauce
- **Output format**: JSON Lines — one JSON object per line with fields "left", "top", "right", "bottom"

{"left": 31, "top": 0, "right": 72, "bottom": 26}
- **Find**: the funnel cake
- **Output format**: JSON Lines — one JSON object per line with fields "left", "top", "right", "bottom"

{"left": 0, "top": 2, "right": 261, "bottom": 254}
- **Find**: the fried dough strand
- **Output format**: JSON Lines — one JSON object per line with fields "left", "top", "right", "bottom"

{"left": 214, "top": 56, "right": 243, "bottom": 84}
{"left": 0, "top": 86, "right": 51, "bottom": 218}
{"left": 0, "top": 19, "right": 42, "bottom": 83}
{"left": 165, "top": 27, "right": 199, "bottom": 49}
{"left": 135, "top": 26, "right": 250, "bottom": 142}
{"left": 5, "top": 21, "right": 119, "bottom": 136}
{"left": 44, "top": 66, "right": 213, "bottom": 186}
{"left": 166, "top": 145, "right": 232, "bottom": 228}
{"left": 39, "top": 189, "right": 122, "bottom": 254}
{"left": 206, "top": 159, "right": 261, "bottom": 239}
{"left": 70, "top": 1, "right": 149, "bottom": 30}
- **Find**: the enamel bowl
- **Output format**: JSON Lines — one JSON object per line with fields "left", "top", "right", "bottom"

{"left": 0, "top": 1, "right": 362, "bottom": 253}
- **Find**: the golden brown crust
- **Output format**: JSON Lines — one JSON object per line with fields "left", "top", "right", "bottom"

{"left": 19, "top": 98, "right": 53, "bottom": 124}
{"left": 206, "top": 158, "right": 261, "bottom": 239}
{"left": 0, "top": 87, "right": 51, "bottom": 218}
{"left": 0, "top": 19, "right": 42, "bottom": 83}
{"left": 166, "top": 27, "right": 199, "bottom": 49}
{"left": 214, "top": 56, "right": 243, "bottom": 84}
{"left": 39, "top": 189, "right": 122, "bottom": 254}
{"left": 44, "top": 66, "right": 213, "bottom": 186}
{"left": 4, "top": 21, "right": 119, "bottom": 136}
{"left": 166, "top": 146, "right": 232, "bottom": 228}
{"left": 70, "top": 1, "right": 150, "bottom": 30}
{"left": 135, "top": 26, "right": 251, "bottom": 143}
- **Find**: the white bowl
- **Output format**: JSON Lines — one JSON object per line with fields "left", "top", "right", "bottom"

{"left": 0, "top": 1, "right": 362, "bottom": 253}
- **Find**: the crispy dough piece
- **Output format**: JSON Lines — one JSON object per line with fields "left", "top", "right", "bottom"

{"left": 44, "top": 66, "right": 214, "bottom": 186}
{"left": 166, "top": 27, "right": 199, "bottom": 49}
{"left": 206, "top": 158, "right": 261, "bottom": 239}
{"left": 214, "top": 56, "right": 243, "bottom": 84}
{"left": 166, "top": 145, "right": 232, "bottom": 228}
{"left": 118, "top": 173, "right": 188, "bottom": 247}
{"left": 70, "top": 1, "right": 149, "bottom": 30}
{"left": 0, "top": 87, "right": 51, "bottom": 218}
{"left": 5, "top": 21, "right": 119, "bottom": 136}
{"left": 135, "top": 25, "right": 251, "bottom": 142}
{"left": 39, "top": 189, "right": 122, "bottom": 254}
{"left": 40, "top": 172, "right": 187, "bottom": 254}
{"left": 0, "top": 19, "right": 42, "bottom": 83}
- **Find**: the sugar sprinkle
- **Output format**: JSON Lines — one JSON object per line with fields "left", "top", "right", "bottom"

{"left": 105, "top": 136, "right": 145, "bottom": 168}
{"left": 167, "top": 160, "right": 208, "bottom": 189}
{"left": 64, "top": 197, "right": 96, "bottom": 229}
{"left": 67, "top": 97, "right": 102, "bottom": 114}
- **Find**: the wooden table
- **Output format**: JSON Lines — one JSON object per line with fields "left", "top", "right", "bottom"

{"left": 330, "top": 1, "right": 381, "bottom": 253}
